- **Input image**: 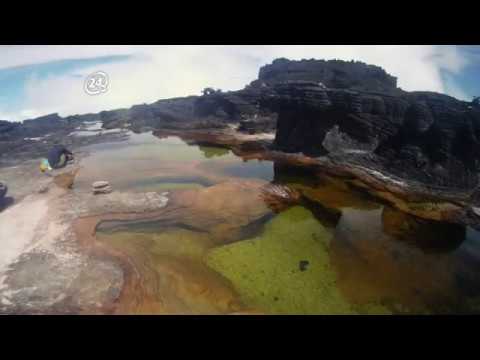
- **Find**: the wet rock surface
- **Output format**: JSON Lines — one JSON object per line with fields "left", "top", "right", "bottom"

{"left": 0, "top": 158, "right": 172, "bottom": 314}
{"left": 0, "top": 251, "right": 122, "bottom": 314}
{"left": 72, "top": 179, "right": 272, "bottom": 314}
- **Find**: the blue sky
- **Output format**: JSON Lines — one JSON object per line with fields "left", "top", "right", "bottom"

{"left": 0, "top": 55, "right": 131, "bottom": 117}
{"left": 0, "top": 45, "right": 478, "bottom": 122}
{"left": 441, "top": 63, "right": 480, "bottom": 100}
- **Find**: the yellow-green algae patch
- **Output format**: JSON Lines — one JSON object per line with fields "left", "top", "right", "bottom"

{"left": 205, "top": 206, "right": 391, "bottom": 314}
{"left": 199, "top": 146, "right": 231, "bottom": 158}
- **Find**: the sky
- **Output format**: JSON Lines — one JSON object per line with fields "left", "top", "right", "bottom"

{"left": 0, "top": 45, "right": 479, "bottom": 122}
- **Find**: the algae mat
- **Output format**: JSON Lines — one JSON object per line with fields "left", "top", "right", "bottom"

{"left": 205, "top": 206, "right": 390, "bottom": 314}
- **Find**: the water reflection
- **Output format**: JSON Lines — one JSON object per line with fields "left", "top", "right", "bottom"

{"left": 331, "top": 208, "right": 453, "bottom": 313}
{"left": 273, "top": 162, "right": 380, "bottom": 210}
{"left": 381, "top": 206, "right": 465, "bottom": 253}
{"left": 74, "top": 132, "right": 273, "bottom": 193}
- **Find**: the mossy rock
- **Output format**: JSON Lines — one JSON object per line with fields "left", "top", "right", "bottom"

{"left": 205, "top": 206, "right": 390, "bottom": 314}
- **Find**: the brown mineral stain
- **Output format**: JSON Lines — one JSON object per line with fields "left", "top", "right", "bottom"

{"left": 54, "top": 169, "right": 79, "bottom": 190}
{"left": 329, "top": 208, "right": 464, "bottom": 313}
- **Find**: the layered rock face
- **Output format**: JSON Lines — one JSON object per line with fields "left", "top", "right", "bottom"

{"left": 252, "top": 57, "right": 399, "bottom": 94}
{"left": 255, "top": 61, "right": 480, "bottom": 190}
{"left": 189, "top": 59, "right": 402, "bottom": 135}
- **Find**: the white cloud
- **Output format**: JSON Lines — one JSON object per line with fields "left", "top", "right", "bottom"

{"left": 0, "top": 45, "right": 474, "bottom": 122}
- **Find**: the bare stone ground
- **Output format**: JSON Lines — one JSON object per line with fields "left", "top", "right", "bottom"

{"left": 0, "top": 159, "right": 170, "bottom": 314}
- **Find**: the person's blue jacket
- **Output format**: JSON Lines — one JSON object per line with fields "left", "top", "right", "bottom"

{"left": 47, "top": 145, "right": 73, "bottom": 169}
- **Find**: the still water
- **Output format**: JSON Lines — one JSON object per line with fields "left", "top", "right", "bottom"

{"left": 77, "top": 131, "right": 480, "bottom": 314}
{"left": 75, "top": 132, "right": 273, "bottom": 193}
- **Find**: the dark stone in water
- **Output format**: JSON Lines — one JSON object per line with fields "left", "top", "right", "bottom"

{"left": 299, "top": 260, "right": 310, "bottom": 272}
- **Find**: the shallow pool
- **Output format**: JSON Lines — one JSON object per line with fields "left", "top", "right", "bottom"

{"left": 77, "top": 131, "right": 480, "bottom": 314}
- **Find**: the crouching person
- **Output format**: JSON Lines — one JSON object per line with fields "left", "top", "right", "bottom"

{"left": 40, "top": 145, "right": 74, "bottom": 172}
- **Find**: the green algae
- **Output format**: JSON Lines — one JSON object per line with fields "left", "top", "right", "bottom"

{"left": 198, "top": 146, "right": 231, "bottom": 158}
{"left": 205, "top": 206, "right": 391, "bottom": 314}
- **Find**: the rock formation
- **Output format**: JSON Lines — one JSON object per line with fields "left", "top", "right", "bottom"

{"left": 237, "top": 59, "right": 480, "bottom": 190}
{"left": 263, "top": 78, "right": 480, "bottom": 189}
{"left": 252, "top": 57, "right": 399, "bottom": 94}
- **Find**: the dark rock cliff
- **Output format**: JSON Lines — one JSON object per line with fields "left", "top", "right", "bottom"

{"left": 252, "top": 57, "right": 399, "bottom": 94}
{"left": 1, "top": 113, "right": 70, "bottom": 140}
{"left": 258, "top": 71, "right": 480, "bottom": 189}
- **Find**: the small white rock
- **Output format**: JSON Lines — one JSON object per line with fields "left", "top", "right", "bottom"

{"left": 92, "top": 181, "right": 110, "bottom": 189}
